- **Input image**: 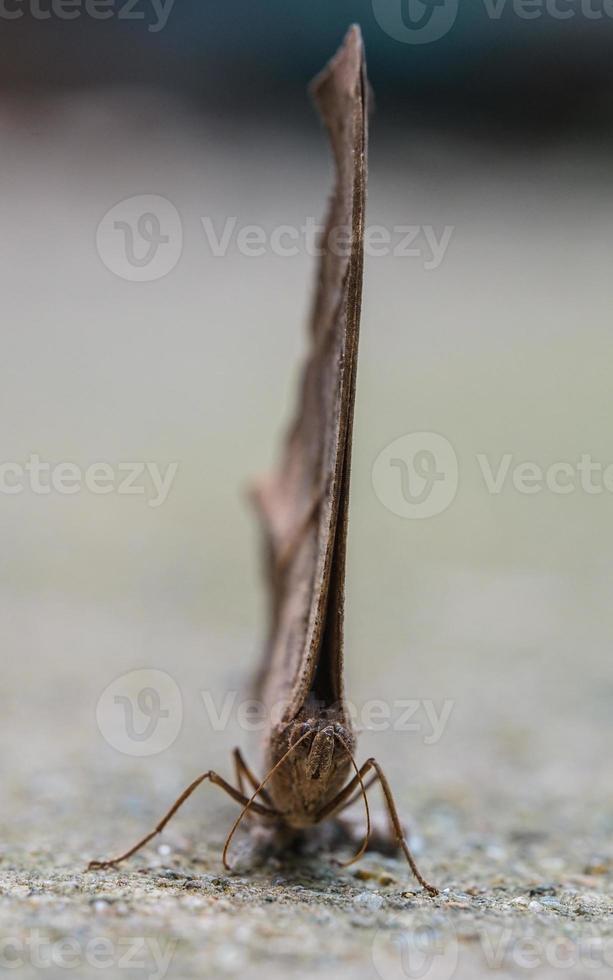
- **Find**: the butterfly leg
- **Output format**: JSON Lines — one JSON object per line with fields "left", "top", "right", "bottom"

{"left": 316, "top": 758, "right": 438, "bottom": 896}
{"left": 333, "top": 774, "right": 378, "bottom": 810}
{"left": 335, "top": 773, "right": 404, "bottom": 855}
{"left": 232, "top": 747, "right": 274, "bottom": 808}
{"left": 87, "top": 769, "right": 278, "bottom": 871}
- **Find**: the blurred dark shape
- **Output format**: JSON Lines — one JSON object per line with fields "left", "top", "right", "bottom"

{"left": 1, "top": 0, "right": 613, "bottom": 138}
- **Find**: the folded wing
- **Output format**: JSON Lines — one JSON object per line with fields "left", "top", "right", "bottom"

{"left": 251, "top": 25, "right": 369, "bottom": 723}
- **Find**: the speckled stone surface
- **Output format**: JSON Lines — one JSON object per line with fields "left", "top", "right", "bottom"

{"left": 1, "top": 597, "right": 612, "bottom": 980}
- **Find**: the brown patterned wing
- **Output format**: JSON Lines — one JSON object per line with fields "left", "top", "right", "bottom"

{"left": 250, "top": 26, "right": 368, "bottom": 724}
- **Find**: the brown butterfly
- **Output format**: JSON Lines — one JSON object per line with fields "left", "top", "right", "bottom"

{"left": 89, "top": 25, "right": 438, "bottom": 896}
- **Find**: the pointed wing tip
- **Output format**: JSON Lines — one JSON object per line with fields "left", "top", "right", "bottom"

{"left": 332, "top": 23, "right": 365, "bottom": 74}
{"left": 310, "top": 24, "right": 366, "bottom": 104}
{"left": 345, "top": 23, "right": 364, "bottom": 53}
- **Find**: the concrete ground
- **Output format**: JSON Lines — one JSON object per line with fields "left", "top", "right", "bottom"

{"left": 1, "top": 595, "right": 611, "bottom": 980}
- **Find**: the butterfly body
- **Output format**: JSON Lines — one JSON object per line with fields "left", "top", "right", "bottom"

{"left": 88, "top": 25, "right": 438, "bottom": 895}
{"left": 248, "top": 23, "right": 367, "bottom": 837}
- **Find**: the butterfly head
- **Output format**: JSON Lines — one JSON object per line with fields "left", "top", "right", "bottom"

{"left": 287, "top": 718, "right": 353, "bottom": 782}
{"left": 264, "top": 715, "right": 356, "bottom": 826}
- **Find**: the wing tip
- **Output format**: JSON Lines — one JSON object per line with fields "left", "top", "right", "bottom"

{"left": 309, "top": 24, "right": 365, "bottom": 107}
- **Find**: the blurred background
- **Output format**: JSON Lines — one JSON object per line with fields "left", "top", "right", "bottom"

{"left": 1, "top": 0, "right": 612, "bottom": 872}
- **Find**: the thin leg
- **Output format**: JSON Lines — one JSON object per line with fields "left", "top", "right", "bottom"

{"left": 233, "top": 750, "right": 245, "bottom": 796}
{"left": 329, "top": 732, "right": 372, "bottom": 868}
{"left": 316, "top": 758, "right": 438, "bottom": 896}
{"left": 222, "top": 728, "right": 314, "bottom": 871}
{"left": 87, "top": 770, "right": 278, "bottom": 871}
{"left": 232, "top": 748, "right": 273, "bottom": 807}
{"left": 337, "top": 772, "right": 399, "bottom": 849}
{"left": 334, "top": 774, "right": 378, "bottom": 812}
{"left": 317, "top": 763, "right": 376, "bottom": 820}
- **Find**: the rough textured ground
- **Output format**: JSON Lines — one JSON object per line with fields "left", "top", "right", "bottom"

{"left": 2, "top": 800, "right": 612, "bottom": 980}
{"left": 1, "top": 596, "right": 612, "bottom": 980}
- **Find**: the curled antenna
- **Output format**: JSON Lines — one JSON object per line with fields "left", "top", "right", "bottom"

{"left": 331, "top": 730, "right": 371, "bottom": 867}
{"left": 222, "top": 728, "right": 313, "bottom": 869}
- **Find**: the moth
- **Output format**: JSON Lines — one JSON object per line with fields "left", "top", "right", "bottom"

{"left": 89, "top": 25, "right": 438, "bottom": 896}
